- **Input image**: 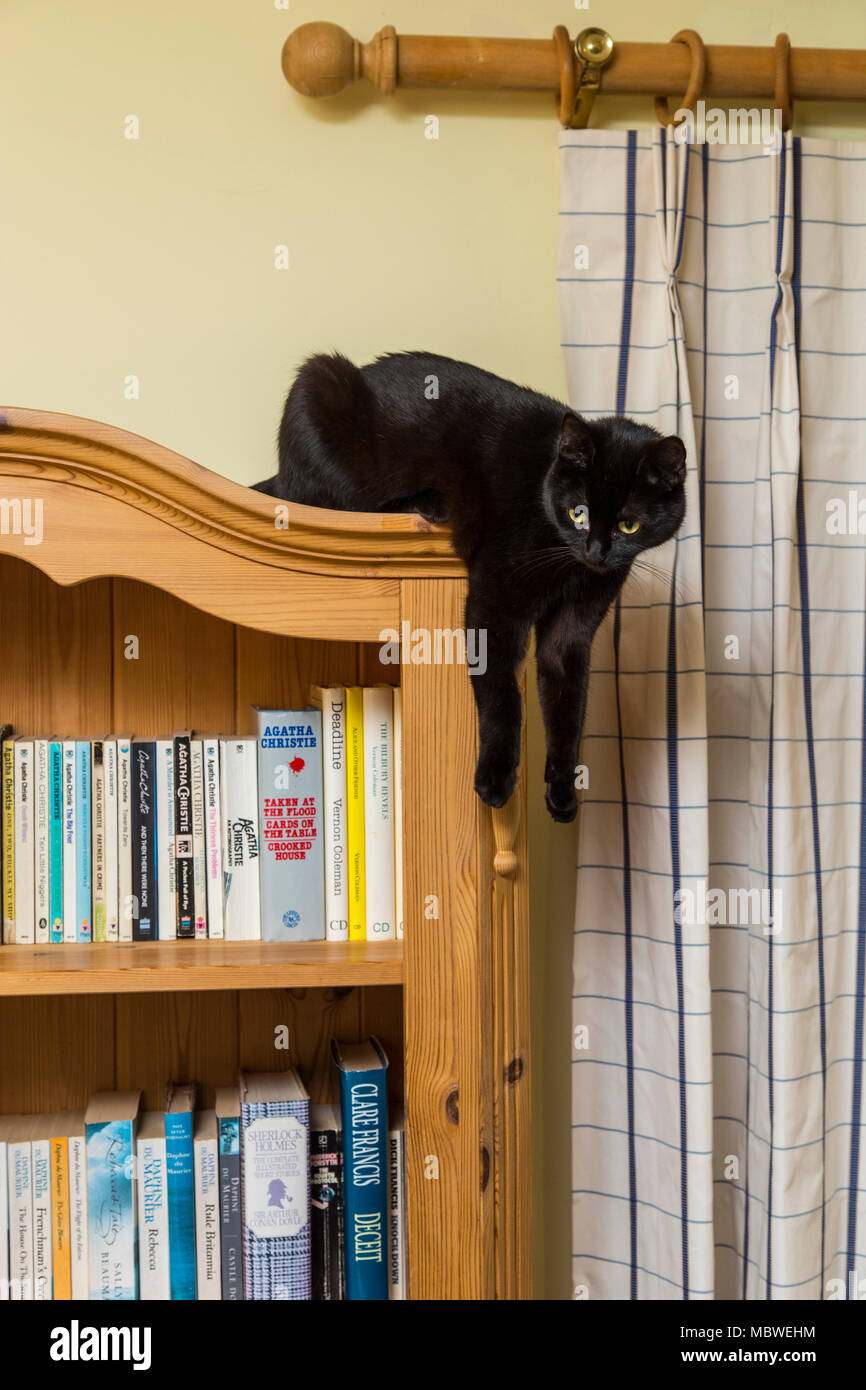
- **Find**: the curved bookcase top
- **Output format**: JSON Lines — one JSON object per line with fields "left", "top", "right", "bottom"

{"left": 0, "top": 408, "right": 461, "bottom": 580}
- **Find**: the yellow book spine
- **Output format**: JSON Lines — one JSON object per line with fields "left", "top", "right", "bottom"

{"left": 50, "top": 1135, "right": 71, "bottom": 1300}
{"left": 346, "top": 686, "right": 366, "bottom": 941}
{"left": 2, "top": 739, "right": 14, "bottom": 940}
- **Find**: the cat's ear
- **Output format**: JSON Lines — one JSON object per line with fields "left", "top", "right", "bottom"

{"left": 641, "top": 435, "right": 686, "bottom": 491}
{"left": 557, "top": 412, "right": 594, "bottom": 471}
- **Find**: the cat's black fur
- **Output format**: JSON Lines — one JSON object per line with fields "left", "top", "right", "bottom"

{"left": 256, "top": 351, "right": 686, "bottom": 821}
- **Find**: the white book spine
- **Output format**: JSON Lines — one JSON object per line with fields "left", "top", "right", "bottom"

{"left": 155, "top": 741, "right": 177, "bottom": 941}
{"left": 388, "top": 1124, "right": 406, "bottom": 1300}
{"left": 117, "top": 742, "right": 134, "bottom": 943}
{"left": 13, "top": 742, "right": 35, "bottom": 946}
{"left": 194, "top": 1128, "right": 221, "bottom": 1299}
{"left": 104, "top": 741, "right": 119, "bottom": 941}
{"left": 34, "top": 740, "right": 50, "bottom": 943}
{"left": 394, "top": 688, "right": 404, "bottom": 941}
{"left": 62, "top": 742, "right": 77, "bottom": 943}
{"left": 321, "top": 689, "right": 349, "bottom": 941}
{"left": 137, "top": 1135, "right": 170, "bottom": 1300}
{"left": 362, "top": 688, "right": 396, "bottom": 940}
{"left": 191, "top": 741, "right": 208, "bottom": 938}
{"left": 220, "top": 738, "right": 261, "bottom": 941}
{"left": 0, "top": 1142, "right": 8, "bottom": 1299}
{"left": 32, "top": 1136, "right": 52, "bottom": 1300}
{"left": 68, "top": 1135, "right": 89, "bottom": 1301}
{"left": 203, "top": 741, "right": 224, "bottom": 939}
{"left": 9, "top": 1138, "right": 33, "bottom": 1300}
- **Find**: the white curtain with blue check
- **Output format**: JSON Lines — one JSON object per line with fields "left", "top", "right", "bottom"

{"left": 562, "top": 128, "right": 866, "bottom": 1300}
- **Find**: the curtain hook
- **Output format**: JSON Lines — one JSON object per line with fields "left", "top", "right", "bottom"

{"left": 555, "top": 26, "right": 614, "bottom": 129}
{"left": 655, "top": 29, "right": 706, "bottom": 127}
{"left": 774, "top": 32, "right": 793, "bottom": 132}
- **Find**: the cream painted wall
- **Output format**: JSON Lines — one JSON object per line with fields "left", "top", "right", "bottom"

{"left": 3, "top": 0, "right": 866, "bottom": 1300}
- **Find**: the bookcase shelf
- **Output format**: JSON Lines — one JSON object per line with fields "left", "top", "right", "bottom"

{"left": 0, "top": 408, "right": 531, "bottom": 1300}
{"left": 0, "top": 940, "right": 404, "bottom": 996}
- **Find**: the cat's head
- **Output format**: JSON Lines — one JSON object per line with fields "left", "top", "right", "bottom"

{"left": 544, "top": 412, "right": 686, "bottom": 573}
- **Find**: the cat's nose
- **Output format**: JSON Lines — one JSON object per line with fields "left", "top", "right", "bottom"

{"left": 587, "top": 539, "right": 603, "bottom": 563}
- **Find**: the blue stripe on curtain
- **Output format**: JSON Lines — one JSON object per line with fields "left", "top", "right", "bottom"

{"left": 615, "top": 127, "right": 638, "bottom": 1299}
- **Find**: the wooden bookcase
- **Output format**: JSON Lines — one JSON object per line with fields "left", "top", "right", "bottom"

{"left": 0, "top": 409, "right": 531, "bottom": 1300}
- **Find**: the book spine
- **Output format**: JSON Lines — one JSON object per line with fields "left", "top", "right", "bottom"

{"left": 338, "top": 1062, "right": 389, "bottom": 1300}
{"left": 311, "top": 1126, "right": 344, "bottom": 1300}
{"left": 220, "top": 739, "right": 261, "bottom": 941}
{"left": 191, "top": 741, "right": 208, "bottom": 938}
{"left": 346, "top": 687, "right": 366, "bottom": 942}
{"left": 117, "top": 741, "right": 133, "bottom": 943}
{"left": 74, "top": 741, "right": 92, "bottom": 942}
{"left": 104, "top": 741, "right": 119, "bottom": 941}
{"left": 203, "top": 741, "right": 224, "bottom": 939}
{"left": 388, "top": 1126, "right": 406, "bottom": 1300}
{"left": 92, "top": 741, "right": 106, "bottom": 942}
{"left": 86, "top": 1117, "right": 137, "bottom": 1299}
{"left": 50, "top": 1135, "right": 71, "bottom": 1300}
{"left": 137, "top": 1135, "right": 170, "bottom": 1300}
{"left": 32, "top": 1136, "right": 52, "bottom": 1300}
{"left": 9, "top": 1138, "right": 33, "bottom": 1299}
{"left": 155, "top": 741, "right": 177, "bottom": 942}
{"left": 394, "top": 689, "right": 404, "bottom": 941}
{"left": 13, "top": 742, "right": 34, "bottom": 946}
{"left": 62, "top": 742, "right": 77, "bottom": 943}
{"left": 1, "top": 738, "right": 14, "bottom": 942}
{"left": 165, "top": 1112, "right": 196, "bottom": 1300}
{"left": 362, "top": 687, "right": 396, "bottom": 940}
{"left": 195, "top": 1130, "right": 221, "bottom": 1299}
{"left": 68, "top": 1134, "right": 89, "bottom": 1301}
{"left": 48, "top": 742, "right": 64, "bottom": 942}
{"left": 217, "top": 1114, "right": 243, "bottom": 1300}
{"left": 257, "top": 710, "right": 325, "bottom": 942}
{"left": 321, "top": 690, "right": 349, "bottom": 942}
{"left": 0, "top": 1143, "right": 7, "bottom": 1299}
{"left": 172, "top": 735, "right": 194, "bottom": 939}
{"left": 34, "top": 739, "right": 50, "bottom": 943}
{"left": 241, "top": 1098, "right": 311, "bottom": 1300}
{"left": 131, "top": 742, "right": 157, "bottom": 941}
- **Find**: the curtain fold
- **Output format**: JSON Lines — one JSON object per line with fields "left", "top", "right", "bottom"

{"left": 560, "top": 128, "right": 866, "bottom": 1300}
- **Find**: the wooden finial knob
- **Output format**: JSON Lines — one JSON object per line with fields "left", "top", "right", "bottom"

{"left": 281, "top": 22, "right": 398, "bottom": 99}
{"left": 281, "top": 22, "right": 358, "bottom": 98}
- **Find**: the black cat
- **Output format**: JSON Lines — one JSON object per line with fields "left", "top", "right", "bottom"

{"left": 256, "top": 352, "right": 686, "bottom": 822}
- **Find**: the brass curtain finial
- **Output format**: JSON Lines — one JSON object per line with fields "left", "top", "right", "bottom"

{"left": 555, "top": 26, "right": 614, "bottom": 129}
{"left": 654, "top": 29, "right": 706, "bottom": 126}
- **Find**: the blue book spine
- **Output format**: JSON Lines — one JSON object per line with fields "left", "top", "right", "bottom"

{"left": 75, "top": 741, "right": 92, "bottom": 941}
{"left": 165, "top": 1111, "right": 196, "bottom": 1299}
{"left": 86, "top": 1119, "right": 137, "bottom": 1299}
{"left": 334, "top": 1048, "right": 389, "bottom": 1300}
{"left": 48, "top": 742, "right": 63, "bottom": 942}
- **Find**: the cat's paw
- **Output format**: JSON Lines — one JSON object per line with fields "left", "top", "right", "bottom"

{"left": 545, "top": 778, "right": 578, "bottom": 823}
{"left": 475, "top": 755, "right": 517, "bottom": 808}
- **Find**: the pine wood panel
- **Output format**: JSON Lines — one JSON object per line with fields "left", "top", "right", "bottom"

{"left": 401, "top": 576, "right": 494, "bottom": 1300}
{"left": 0, "top": 996, "right": 115, "bottom": 1112}
{"left": 237, "top": 985, "right": 364, "bottom": 1104}
{"left": 0, "top": 556, "right": 112, "bottom": 734}
{"left": 115, "top": 991, "right": 240, "bottom": 1112}
{"left": 234, "top": 628, "right": 358, "bottom": 732}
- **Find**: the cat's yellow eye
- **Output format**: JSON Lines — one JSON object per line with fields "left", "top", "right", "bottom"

{"left": 617, "top": 519, "right": 640, "bottom": 535}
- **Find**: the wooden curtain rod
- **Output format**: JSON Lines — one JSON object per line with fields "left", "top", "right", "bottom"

{"left": 282, "top": 22, "right": 866, "bottom": 106}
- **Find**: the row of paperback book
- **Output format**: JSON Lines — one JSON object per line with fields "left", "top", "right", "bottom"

{"left": 0, "top": 685, "right": 404, "bottom": 944}
{"left": 0, "top": 1037, "right": 404, "bottom": 1300}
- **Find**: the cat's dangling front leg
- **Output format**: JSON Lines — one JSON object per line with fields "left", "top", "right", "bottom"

{"left": 535, "top": 601, "right": 592, "bottom": 823}
{"left": 465, "top": 589, "right": 530, "bottom": 809}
